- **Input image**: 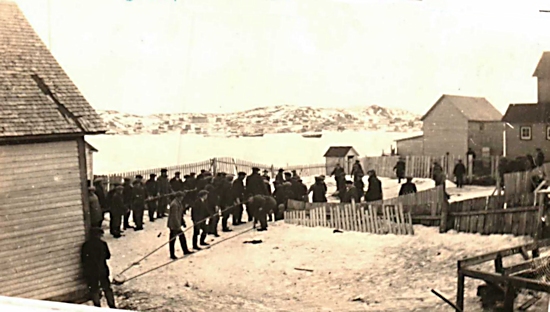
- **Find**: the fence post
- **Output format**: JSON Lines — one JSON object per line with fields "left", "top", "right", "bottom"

{"left": 439, "top": 189, "right": 449, "bottom": 233}
{"left": 211, "top": 158, "right": 218, "bottom": 175}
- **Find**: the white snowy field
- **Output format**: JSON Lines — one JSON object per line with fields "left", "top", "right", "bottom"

{"left": 85, "top": 131, "right": 419, "bottom": 174}
{"left": 100, "top": 214, "right": 534, "bottom": 311}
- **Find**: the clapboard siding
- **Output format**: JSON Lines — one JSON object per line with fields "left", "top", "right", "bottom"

{"left": 0, "top": 140, "right": 88, "bottom": 301}
{"left": 423, "top": 99, "right": 469, "bottom": 156}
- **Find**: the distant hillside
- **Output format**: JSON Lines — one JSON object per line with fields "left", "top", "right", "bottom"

{"left": 98, "top": 104, "right": 422, "bottom": 135}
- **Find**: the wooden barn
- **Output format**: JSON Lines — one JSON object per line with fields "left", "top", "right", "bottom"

{"left": 323, "top": 146, "right": 359, "bottom": 175}
{"left": 0, "top": 1, "right": 106, "bottom": 303}
{"left": 396, "top": 94, "right": 504, "bottom": 157}
{"left": 502, "top": 52, "right": 550, "bottom": 159}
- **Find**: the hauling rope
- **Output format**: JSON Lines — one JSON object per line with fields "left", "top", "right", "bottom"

{"left": 113, "top": 225, "right": 257, "bottom": 285}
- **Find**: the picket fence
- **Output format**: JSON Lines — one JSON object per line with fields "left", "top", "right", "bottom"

{"left": 284, "top": 201, "right": 414, "bottom": 235}
{"left": 360, "top": 155, "right": 500, "bottom": 180}
{"left": 503, "top": 163, "right": 550, "bottom": 204}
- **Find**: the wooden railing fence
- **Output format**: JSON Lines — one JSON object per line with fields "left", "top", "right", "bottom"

{"left": 284, "top": 201, "right": 414, "bottom": 235}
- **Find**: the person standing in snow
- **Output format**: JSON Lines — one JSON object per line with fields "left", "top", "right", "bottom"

{"left": 157, "top": 168, "right": 172, "bottom": 218}
{"left": 365, "top": 170, "right": 383, "bottom": 202}
{"left": 393, "top": 157, "right": 406, "bottom": 183}
{"left": 275, "top": 168, "right": 285, "bottom": 184}
{"left": 89, "top": 186, "right": 103, "bottom": 228}
{"left": 167, "top": 191, "right": 193, "bottom": 259}
{"left": 453, "top": 160, "right": 466, "bottom": 188}
{"left": 145, "top": 173, "right": 159, "bottom": 222}
{"left": 432, "top": 161, "right": 445, "bottom": 187}
{"left": 308, "top": 176, "right": 328, "bottom": 203}
{"left": 536, "top": 148, "right": 545, "bottom": 167}
{"left": 192, "top": 190, "right": 210, "bottom": 250}
{"left": 330, "top": 163, "right": 346, "bottom": 195}
{"left": 351, "top": 160, "right": 364, "bottom": 183}
{"left": 231, "top": 172, "right": 246, "bottom": 225}
{"left": 341, "top": 180, "right": 358, "bottom": 204}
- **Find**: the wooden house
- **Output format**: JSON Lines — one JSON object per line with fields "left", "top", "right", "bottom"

{"left": 323, "top": 146, "right": 359, "bottom": 175}
{"left": 396, "top": 94, "right": 503, "bottom": 157}
{"left": 502, "top": 52, "right": 550, "bottom": 159}
{"left": 0, "top": 1, "right": 106, "bottom": 302}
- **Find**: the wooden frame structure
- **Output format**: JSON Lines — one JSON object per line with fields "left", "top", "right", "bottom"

{"left": 456, "top": 239, "right": 550, "bottom": 311}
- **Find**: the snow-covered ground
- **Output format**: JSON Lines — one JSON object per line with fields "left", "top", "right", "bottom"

{"left": 81, "top": 175, "right": 525, "bottom": 311}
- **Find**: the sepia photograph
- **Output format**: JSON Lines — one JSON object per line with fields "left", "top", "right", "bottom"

{"left": 3, "top": 0, "right": 550, "bottom": 311}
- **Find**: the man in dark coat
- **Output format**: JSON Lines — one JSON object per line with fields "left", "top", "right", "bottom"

{"left": 453, "top": 160, "right": 467, "bottom": 188}
{"left": 341, "top": 180, "right": 358, "bottom": 203}
{"left": 157, "top": 169, "right": 172, "bottom": 218}
{"left": 81, "top": 227, "right": 116, "bottom": 308}
{"left": 272, "top": 181, "right": 285, "bottom": 220}
{"left": 205, "top": 184, "right": 220, "bottom": 237}
{"left": 275, "top": 168, "right": 285, "bottom": 184}
{"left": 365, "top": 170, "right": 383, "bottom": 202}
{"left": 93, "top": 179, "right": 107, "bottom": 227}
{"left": 262, "top": 169, "right": 271, "bottom": 180}
{"left": 284, "top": 172, "right": 292, "bottom": 183}
{"left": 291, "top": 170, "right": 299, "bottom": 179}
{"left": 220, "top": 175, "right": 234, "bottom": 232}
{"left": 536, "top": 148, "right": 545, "bottom": 167}
{"left": 264, "top": 176, "right": 272, "bottom": 194}
{"left": 291, "top": 178, "right": 308, "bottom": 201}
{"left": 196, "top": 172, "right": 212, "bottom": 191}
{"left": 89, "top": 186, "right": 103, "bottom": 228}
{"left": 393, "top": 158, "right": 406, "bottom": 183}
{"left": 183, "top": 173, "right": 198, "bottom": 208}
{"left": 308, "top": 176, "right": 328, "bottom": 203}
{"left": 231, "top": 172, "right": 246, "bottom": 225}
{"left": 131, "top": 179, "right": 147, "bottom": 231}
{"left": 109, "top": 185, "right": 125, "bottom": 238}
{"left": 399, "top": 177, "right": 417, "bottom": 196}
{"left": 192, "top": 190, "right": 210, "bottom": 250}
{"left": 122, "top": 178, "right": 134, "bottom": 230}
{"left": 170, "top": 172, "right": 184, "bottom": 193}
{"left": 351, "top": 160, "right": 364, "bottom": 183}
{"left": 432, "top": 161, "right": 445, "bottom": 187}
{"left": 245, "top": 167, "right": 268, "bottom": 222}
{"left": 330, "top": 164, "right": 346, "bottom": 198}
{"left": 354, "top": 174, "right": 365, "bottom": 203}
{"left": 167, "top": 191, "right": 192, "bottom": 259}
{"left": 197, "top": 169, "right": 206, "bottom": 181}
{"left": 145, "top": 173, "right": 158, "bottom": 222}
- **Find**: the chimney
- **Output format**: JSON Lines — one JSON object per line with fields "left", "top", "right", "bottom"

{"left": 534, "top": 52, "right": 550, "bottom": 122}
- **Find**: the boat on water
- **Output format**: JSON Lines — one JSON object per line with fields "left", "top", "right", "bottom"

{"left": 302, "top": 132, "right": 322, "bottom": 138}
{"left": 242, "top": 133, "right": 264, "bottom": 137}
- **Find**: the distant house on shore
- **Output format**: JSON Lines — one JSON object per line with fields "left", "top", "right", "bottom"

{"left": 191, "top": 116, "right": 208, "bottom": 123}
{"left": 0, "top": 1, "right": 106, "bottom": 303}
{"left": 395, "top": 94, "right": 503, "bottom": 157}
{"left": 502, "top": 52, "right": 550, "bottom": 159}
{"left": 323, "top": 146, "right": 359, "bottom": 175}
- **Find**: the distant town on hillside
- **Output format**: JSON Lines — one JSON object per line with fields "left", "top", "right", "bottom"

{"left": 98, "top": 104, "right": 423, "bottom": 136}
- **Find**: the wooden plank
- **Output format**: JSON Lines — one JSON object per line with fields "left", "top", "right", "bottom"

{"left": 408, "top": 212, "right": 415, "bottom": 235}
{"left": 7, "top": 273, "right": 83, "bottom": 299}
{"left": 343, "top": 205, "right": 349, "bottom": 231}
{"left": 518, "top": 211, "right": 528, "bottom": 236}
{"left": 0, "top": 234, "right": 83, "bottom": 261}
{"left": 0, "top": 209, "right": 83, "bottom": 227}
{"left": 0, "top": 259, "right": 80, "bottom": 286}
{"left": 0, "top": 218, "right": 85, "bottom": 241}
{"left": 0, "top": 214, "right": 84, "bottom": 235}
{"left": 350, "top": 203, "right": 357, "bottom": 232}
{"left": 0, "top": 199, "right": 83, "bottom": 218}
{"left": 0, "top": 251, "right": 80, "bottom": 282}
{"left": 372, "top": 205, "right": 380, "bottom": 234}
{"left": 0, "top": 227, "right": 83, "bottom": 250}
{"left": 0, "top": 189, "right": 82, "bottom": 210}
{"left": 449, "top": 207, "right": 540, "bottom": 216}
{"left": 397, "top": 204, "right": 407, "bottom": 235}
{"left": 502, "top": 255, "right": 550, "bottom": 276}
{"left": 0, "top": 241, "right": 83, "bottom": 272}
{"left": 461, "top": 267, "right": 550, "bottom": 293}
{"left": 329, "top": 207, "right": 334, "bottom": 228}
{"left": 459, "top": 239, "right": 550, "bottom": 267}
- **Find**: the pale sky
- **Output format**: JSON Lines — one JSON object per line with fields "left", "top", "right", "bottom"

{"left": 14, "top": 0, "right": 550, "bottom": 115}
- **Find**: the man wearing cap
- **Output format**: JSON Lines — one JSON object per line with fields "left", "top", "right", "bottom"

{"left": 245, "top": 167, "right": 268, "bottom": 222}
{"left": 341, "top": 180, "right": 358, "bottom": 204}
{"left": 81, "top": 227, "right": 116, "bottom": 308}
{"left": 283, "top": 172, "right": 292, "bottom": 183}
{"left": 183, "top": 173, "right": 198, "bottom": 209}
{"left": 145, "top": 174, "right": 159, "bottom": 222}
{"left": 110, "top": 185, "right": 125, "bottom": 238}
{"left": 275, "top": 168, "right": 285, "bottom": 184}
{"left": 393, "top": 157, "right": 406, "bottom": 184}
{"left": 354, "top": 173, "right": 365, "bottom": 203}
{"left": 231, "top": 172, "right": 247, "bottom": 225}
{"left": 365, "top": 170, "right": 383, "bottom": 202}
{"left": 93, "top": 179, "right": 107, "bottom": 227}
{"left": 262, "top": 169, "right": 270, "bottom": 180}
{"left": 291, "top": 178, "right": 308, "bottom": 202}
{"left": 157, "top": 169, "right": 172, "bottom": 218}
{"left": 132, "top": 178, "right": 147, "bottom": 231}
{"left": 89, "top": 186, "right": 103, "bottom": 228}
{"left": 330, "top": 164, "right": 346, "bottom": 198}
{"left": 170, "top": 172, "right": 184, "bottom": 194}
{"left": 192, "top": 190, "right": 210, "bottom": 250}
{"left": 168, "top": 191, "right": 193, "bottom": 259}
{"left": 197, "top": 169, "right": 207, "bottom": 181}
{"left": 219, "top": 174, "right": 234, "bottom": 232}
{"left": 351, "top": 160, "right": 364, "bottom": 183}
{"left": 205, "top": 184, "right": 220, "bottom": 237}
{"left": 308, "top": 177, "right": 328, "bottom": 203}
{"left": 122, "top": 178, "right": 134, "bottom": 230}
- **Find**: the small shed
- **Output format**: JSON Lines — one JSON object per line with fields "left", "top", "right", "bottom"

{"left": 323, "top": 146, "right": 359, "bottom": 175}
{"left": 395, "top": 135, "right": 424, "bottom": 156}
{"left": 85, "top": 141, "right": 98, "bottom": 181}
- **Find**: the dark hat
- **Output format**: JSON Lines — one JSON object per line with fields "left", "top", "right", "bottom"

{"left": 205, "top": 184, "right": 215, "bottom": 191}
{"left": 150, "top": 173, "right": 157, "bottom": 178}
{"left": 115, "top": 185, "right": 124, "bottom": 190}
{"left": 175, "top": 171, "right": 181, "bottom": 175}
{"left": 291, "top": 170, "right": 297, "bottom": 173}
{"left": 198, "top": 190, "right": 209, "bottom": 197}
{"left": 278, "top": 168, "right": 284, "bottom": 172}
{"left": 135, "top": 175, "right": 143, "bottom": 179}
{"left": 93, "top": 177, "right": 103, "bottom": 183}
{"left": 124, "top": 177, "right": 131, "bottom": 181}
{"left": 183, "top": 175, "right": 190, "bottom": 179}
{"left": 217, "top": 172, "right": 223, "bottom": 177}
{"left": 252, "top": 167, "right": 260, "bottom": 172}
{"left": 345, "top": 180, "right": 353, "bottom": 185}
{"left": 298, "top": 179, "right": 303, "bottom": 182}
{"left": 238, "top": 171, "right": 246, "bottom": 176}
{"left": 200, "top": 169, "right": 206, "bottom": 173}
{"left": 90, "top": 227, "right": 104, "bottom": 236}
{"left": 263, "top": 169, "right": 269, "bottom": 173}
{"left": 161, "top": 168, "right": 168, "bottom": 173}
{"left": 406, "top": 176, "right": 413, "bottom": 180}
{"left": 320, "top": 175, "right": 326, "bottom": 179}
{"left": 190, "top": 172, "right": 196, "bottom": 176}
{"left": 284, "top": 172, "right": 292, "bottom": 176}
{"left": 315, "top": 176, "right": 322, "bottom": 180}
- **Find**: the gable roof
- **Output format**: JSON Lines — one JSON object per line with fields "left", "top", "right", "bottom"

{"left": 395, "top": 134, "right": 423, "bottom": 142}
{"left": 421, "top": 94, "right": 503, "bottom": 122}
{"left": 0, "top": 1, "right": 106, "bottom": 139}
{"left": 502, "top": 103, "right": 543, "bottom": 123}
{"left": 323, "top": 146, "right": 358, "bottom": 157}
{"left": 534, "top": 52, "right": 550, "bottom": 78}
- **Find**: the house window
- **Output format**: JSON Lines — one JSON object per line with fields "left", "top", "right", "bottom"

{"left": 547, "top": 126, "right": 550, "bottom": 140}
{"left": 520, "top": 126, "right": 532, "bottom": 141}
